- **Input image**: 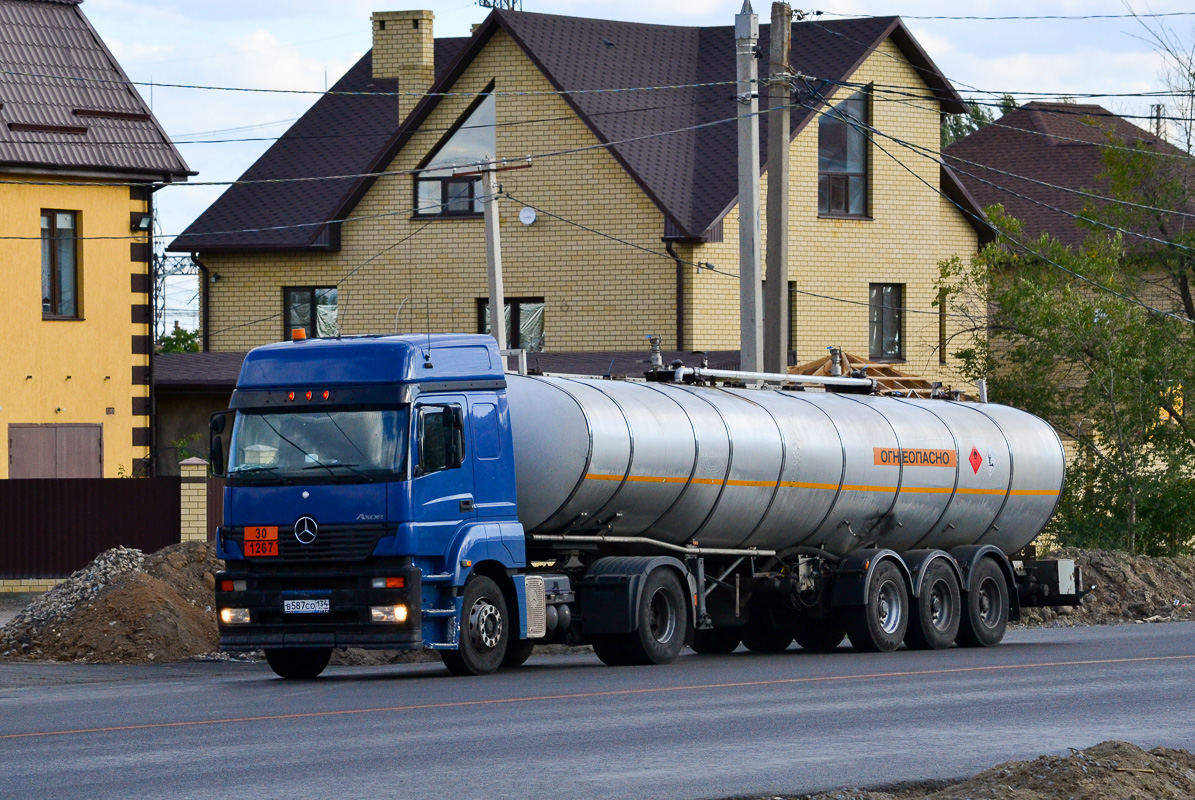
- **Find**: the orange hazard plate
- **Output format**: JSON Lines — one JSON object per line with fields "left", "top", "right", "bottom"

{"left": 244, "top": 540, "right": 278, "bottom": 557}
{"left": 245, "top": 526, "right": 278, "bottom": 541}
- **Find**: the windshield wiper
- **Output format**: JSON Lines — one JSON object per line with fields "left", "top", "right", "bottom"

{"left": 229, "top": 464, "right": 292, "bottom": 484}
{"left": 301, "top": 462, "right": 376, "bottom": 482}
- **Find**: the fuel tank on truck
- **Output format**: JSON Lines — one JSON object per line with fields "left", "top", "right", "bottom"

{"left": 505, "top": 374, "right": 1065, "bottom": 557}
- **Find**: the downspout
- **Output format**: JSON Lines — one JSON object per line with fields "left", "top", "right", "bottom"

{"left": 191, "top": 254, "right": 210, "bottom": 352}
{"left": 666, "top": 240, "right": 684, "bottom": 351}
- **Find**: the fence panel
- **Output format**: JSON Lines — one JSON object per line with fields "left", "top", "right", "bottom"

{"left": 206, "top": 477, "right": 225, "bottom": 542}
{"left": 0, "top": 478, "right": 181, "bottom": 579}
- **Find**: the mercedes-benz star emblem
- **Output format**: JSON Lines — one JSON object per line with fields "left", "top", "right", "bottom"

{"left": 294, "top": 516, "right": 318, "bottom": 545}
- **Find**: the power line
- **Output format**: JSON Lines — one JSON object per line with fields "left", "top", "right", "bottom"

{"left": 816, "top": 10, "right": 1195, "bottom": 21}
{"left": 799, "top": 82, "right": 1195, "bottom": 326}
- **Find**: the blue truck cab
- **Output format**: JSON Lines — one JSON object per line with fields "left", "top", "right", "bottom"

{"left": 211, "top": 333, "right": 532, "bottom": 677}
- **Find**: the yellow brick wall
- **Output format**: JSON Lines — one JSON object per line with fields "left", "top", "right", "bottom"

{"left": 204, "top": 28, "right": 675, "bottom": 352}
{"left": 0, "top": 173, "right": 151, "bottom": 478}
{"left": 202, "top": 33, "right": 977, "bottom": 382}
{"left": 0, "top": 579, "right": 61, "bottom": 594}
{"left": 686, "top": 39, "right": 979, "bottom": 385}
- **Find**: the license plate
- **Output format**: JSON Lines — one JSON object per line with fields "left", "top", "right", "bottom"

{"left": 244, "top": 540, "right": 278, "bottom": 557}
{"left": 284, "top": 599, "right": 330, "bottom": 614}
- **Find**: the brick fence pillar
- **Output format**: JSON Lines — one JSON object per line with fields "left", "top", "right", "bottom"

{"left": 179, "top": 458, "right": 209, "bottom": 542}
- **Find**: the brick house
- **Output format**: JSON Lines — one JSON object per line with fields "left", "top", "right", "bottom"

{"left": 0, "top": 0, "right": 191, "bottom": 479}
{"left": 159, "top": 8, "right": 986, "bottom": 462}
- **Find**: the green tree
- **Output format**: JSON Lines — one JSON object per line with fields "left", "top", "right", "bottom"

{"left": 940, "top": 94, "right": 1018, "bottom": 148}
{"left": 940, "top": 207, "right": 1195, "bottom": 555}
{"left": 157, "top": 322, "right": 200, "bottom": 353}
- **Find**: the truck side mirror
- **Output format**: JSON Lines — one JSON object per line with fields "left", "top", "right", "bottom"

{"left": 210, "top": 412, "right": 227, "bottom": 435}
{"left": 210, "top": 435, "right": 225, "bottom": 476}
{"left": 442, "top": 406, "right": 463, "bottom": 430}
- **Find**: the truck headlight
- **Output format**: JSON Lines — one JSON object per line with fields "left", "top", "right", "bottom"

{"left": 370, "top": 605, "right": 408, "bottom": 623}
{"left": 220, "top": 608, "right": 250, "bottom": 625}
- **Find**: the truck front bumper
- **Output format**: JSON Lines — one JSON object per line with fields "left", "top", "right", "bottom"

{"left": 215, "top": 564, "right": 422, "bottom": 650}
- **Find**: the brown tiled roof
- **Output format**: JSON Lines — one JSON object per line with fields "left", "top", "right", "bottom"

{"left": 170, "top": 10, "right": 974, "bottom": 253}
{"left": 154, "top": 351, "right": 249, "bottom": 392}
{"left": 0, "top": 0, "right": 191, "bottom": 179}
{"left": 943, "top": 102, "right": 1187, "bottom": 248}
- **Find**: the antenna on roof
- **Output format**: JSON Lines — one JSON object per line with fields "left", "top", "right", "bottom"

{"left": 422, "top": 296, "right": 434, "bottom": 369}
{"left": 478, "top": 0, "right": 523, "bottom": 10}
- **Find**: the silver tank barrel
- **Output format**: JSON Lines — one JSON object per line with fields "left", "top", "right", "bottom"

{"left": 505, "top": 375, "right": 1065, "bottom": 556}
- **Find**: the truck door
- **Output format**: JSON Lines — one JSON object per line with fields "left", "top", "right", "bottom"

{"left": 412, "top": 399, "right": 476, "bottom": 552}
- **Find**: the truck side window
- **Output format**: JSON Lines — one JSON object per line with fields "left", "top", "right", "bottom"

{"left": 419, "top": 406, "right": 464, "bottom": 474}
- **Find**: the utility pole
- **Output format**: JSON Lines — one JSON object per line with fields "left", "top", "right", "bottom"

{"left": 481, "top": 157, "right": 507, "bottom": 352}
{"left": 764, "top": 2, "right": 791, "bottom": 373}
{"left": 736, "top": 1, "right": 763, "bottom": 375}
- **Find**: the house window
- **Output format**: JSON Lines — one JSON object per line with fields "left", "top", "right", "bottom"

{"left": 818, "top": 89, "right": 869, "bottom": 217}
{"left": 284, "top": 287, "right": 338, "bottom": 339}
{"left": 42, "top": 210, "right": 80, "bottom": 318}
{"left": 414, "top": 92, "right": 495, "bottom": 218}
{"left": 869, "top": 283, "right": 903, "bottom": 361}
{"left": 477, "top": 297, "right": 545, "bottom": 351}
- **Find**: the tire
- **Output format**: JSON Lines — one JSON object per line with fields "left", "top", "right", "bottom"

{"left": 740, "top": 597, "right": 794, "bottom": 653}
{"left": 264, "top": 647, "right": 332, "bottom": 679}
{"left": 793, "top": 619, "right": 845, "bottom": 652}
{"left": 905, "top": 560, "right": 962, "bottom": 650}
{"left": 501, "top": 637, "right": 535, "bottom": 668}
{"left": 593, "top": 568, "right": 689, "bottom": 667}
{"left": 690, "top": 627, "right": 742, "bottom": 655}
{"left": 844, "top": 560, "right": 909, "bottom": 653}
{"left": 441, "top": 575, "right": 509, "bottom": 676}
{"left": 956, "top": 558, "right": 1009, "bottom": 648}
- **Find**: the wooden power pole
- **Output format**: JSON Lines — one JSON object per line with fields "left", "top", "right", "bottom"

{"left": 764, "top": 2, "right": 792, "bottom": 373}
{"left": 481, "top": 157, "right": 507, "bottom": 352}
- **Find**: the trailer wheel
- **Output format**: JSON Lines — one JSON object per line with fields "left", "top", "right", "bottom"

{"left": 264, "top": 647, "right": 332, "bottom": 680}
{"left": 740, "top": 597, "right": 794, "bottom": 653}
{"left": 593, "top": 568, "right": 688, "bottom": 666}
{"left": 501, "top": 638, "right": 535, "bottom": 668}
{"left": 956, "top": 558, "right": 1008, "bottom": 648}
{"left": 793, "top": 619, "right": 845, "bottom": 652}
{"left": 690, "top": 627, "right": 742, "bottom": 655}
{"left": 905, "top": 560, "right": 961, "bottom": 650}
{"left": 441, "top": 575, "right": 509, "bottom": 676}
{"left": 844, "top": 559, "right": 908, "bottom": 652}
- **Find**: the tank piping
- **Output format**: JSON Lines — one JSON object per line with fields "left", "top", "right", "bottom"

{"left": 528, "top": 533, "right": 776, "bottom": 558}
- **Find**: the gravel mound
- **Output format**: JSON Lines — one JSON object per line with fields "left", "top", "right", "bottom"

{"left": 786, "top": 740, "right": 1195, "bottom": 799}
{"left": 1018, "top": 549, "right": 1195, "bottom": 628}
{"left": 0, "top": 542, "right": 222, "bottom": 663}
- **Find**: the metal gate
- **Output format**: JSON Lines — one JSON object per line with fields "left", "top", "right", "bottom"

{"left": 0, "top": 478, "right": 180, "bottom": 579}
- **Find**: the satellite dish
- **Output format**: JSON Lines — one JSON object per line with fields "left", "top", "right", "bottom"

{"left": 519, "top": 206, "right": 537, "bottom": 225}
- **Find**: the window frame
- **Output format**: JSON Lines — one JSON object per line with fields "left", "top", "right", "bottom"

{"left": 41, "top": 209, "right": 82, "bottom": 320}
{"left": 475, "top": 296, "right": 545, "bottom": 351}
{"left": 283, "top": 286, "right": 338, "bottom": 341}
{"left": 817, "top": 88, "right": 871, "bottom": 219}
{"left": 869, "top": 283, "right": 904, "bottom": 362}
{"left": 411, "top": 83, "right": 496, "bottom": 220}
{"left": 416, "top": 405, "right": 465, "bottom": 476}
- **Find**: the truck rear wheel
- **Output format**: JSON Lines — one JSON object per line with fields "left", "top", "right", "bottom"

{"left": 793, "top": 619, "right": 845, "bottom": 652}
{"left": 905, "top": 560, "right": 961, "bottom": 650}
{"left": 956, "top": 558, "right": 1008, "bottom": 648}
{"left": 593, "top": 568, "right": 688, "bottom": 666}
{"left": 844, "top": 560, "right": 909, "bottom": 652}
{"left": 441, "top": 575, "right": 509, "bottom": 676}
{"left": 740, "top": 598, "right": 794, "bottom": 653}
{"left": 264, "top": 647, "right": 332, "bottom": 679}
{"left": 690, "top": 627, "right": 741, "bottom": 655}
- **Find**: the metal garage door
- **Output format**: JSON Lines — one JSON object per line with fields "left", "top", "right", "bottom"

{"left": 8, "top": 424, "right": 102, "bottom": 479}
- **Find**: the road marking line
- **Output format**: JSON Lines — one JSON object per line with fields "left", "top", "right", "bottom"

{"left": 2, "top": 653, "right": 1193, "bottom": 741}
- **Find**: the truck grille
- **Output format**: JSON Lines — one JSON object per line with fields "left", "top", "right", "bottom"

{"left": 224, "top": 524, "right": 390, "bottom": 562}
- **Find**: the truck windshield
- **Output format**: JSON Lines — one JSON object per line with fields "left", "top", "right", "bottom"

{"left": 227, "top": 408, "right": 408, "bottom": 483}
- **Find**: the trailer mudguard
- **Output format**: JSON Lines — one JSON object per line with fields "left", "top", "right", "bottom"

{"left": 950, "top": 544, "right": 1021, "bottom": 622}
{"left": 901, "top": 549, "right": 964, "bottom": 598}
{"left": 578, "top": 556, "right": 691, "bottom": 635}
{"left": 829, "top": 549, "right": 912, "bottom": 607}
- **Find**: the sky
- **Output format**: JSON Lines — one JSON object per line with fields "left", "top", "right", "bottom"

{"left": 75, "top": 0, "right": 1195, "bottom": 330}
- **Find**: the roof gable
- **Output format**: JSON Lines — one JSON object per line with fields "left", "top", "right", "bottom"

{"left": 0, "top": 0, "right": 191, "bottom": 179}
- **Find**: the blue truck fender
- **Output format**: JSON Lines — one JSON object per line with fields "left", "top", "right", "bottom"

{"left": 446, "top": 522, "right": 527, "bottom": 587}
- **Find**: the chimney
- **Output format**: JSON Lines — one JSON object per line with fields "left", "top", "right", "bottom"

{"left": 372, "top": 10, "right": 435, "bottom": 121}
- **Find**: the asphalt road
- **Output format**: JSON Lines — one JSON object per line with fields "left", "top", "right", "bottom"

{"left": 1, "top": 623, "right": 1193, "bottom": 800}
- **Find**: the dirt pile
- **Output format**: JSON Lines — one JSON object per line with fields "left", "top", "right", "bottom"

{"left": 788, "top": 740, "right": 1195, "bottom": 800}
{"left": 1018, "top": 549, "right": 1195, "bottom": 628}
{"left": 0, "top": 542, "right": 222, "bottom": 663}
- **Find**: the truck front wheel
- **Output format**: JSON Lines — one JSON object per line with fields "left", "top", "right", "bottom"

{"left": 264, "top": 647, "right": 332, "bottom": 679}
{"left": 442, "top": 576, "right": 509, "bottom": 676}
